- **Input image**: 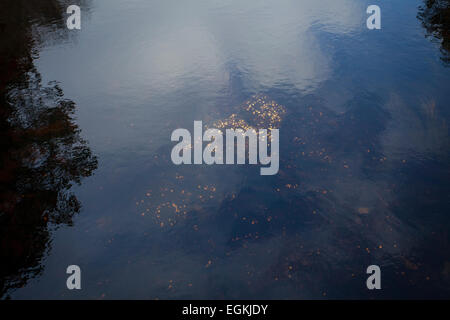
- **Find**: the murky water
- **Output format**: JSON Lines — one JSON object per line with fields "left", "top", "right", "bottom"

{"left": 1, "top": 0, "right": 449, "bottom": 299}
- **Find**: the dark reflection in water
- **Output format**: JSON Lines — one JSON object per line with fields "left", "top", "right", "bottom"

{"left": 1, "top": 0, "right": 450, "bottom": 299}
{"left": 418, "top": 0, "right": 450, "bottom": 64}
{"left": 0, "top": 1, "right": 96, "bottom": 297}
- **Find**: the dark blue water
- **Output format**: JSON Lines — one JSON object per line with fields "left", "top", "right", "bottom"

{"left": 1, "top": 0, "right": 449, "bottom": 299}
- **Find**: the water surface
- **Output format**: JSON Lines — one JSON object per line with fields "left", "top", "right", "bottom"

{"left": 1, "top": 0, "right": 449, "bottom": 299}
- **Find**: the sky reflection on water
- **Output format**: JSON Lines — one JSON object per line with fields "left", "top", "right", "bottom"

{"left": 1, "top": 0, "right": 450, "bottom": 299}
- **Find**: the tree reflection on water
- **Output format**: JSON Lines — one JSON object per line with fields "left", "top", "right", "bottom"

{"left": 418, "top": 0, "right": 450, "bottom": 64}
{"left": 0, "top": 0, "right": 96, "bottom": 297}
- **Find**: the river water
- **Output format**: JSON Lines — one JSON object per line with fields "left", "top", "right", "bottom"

{"left": 1, "top": 0, "right": 449, "bottom": 299}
